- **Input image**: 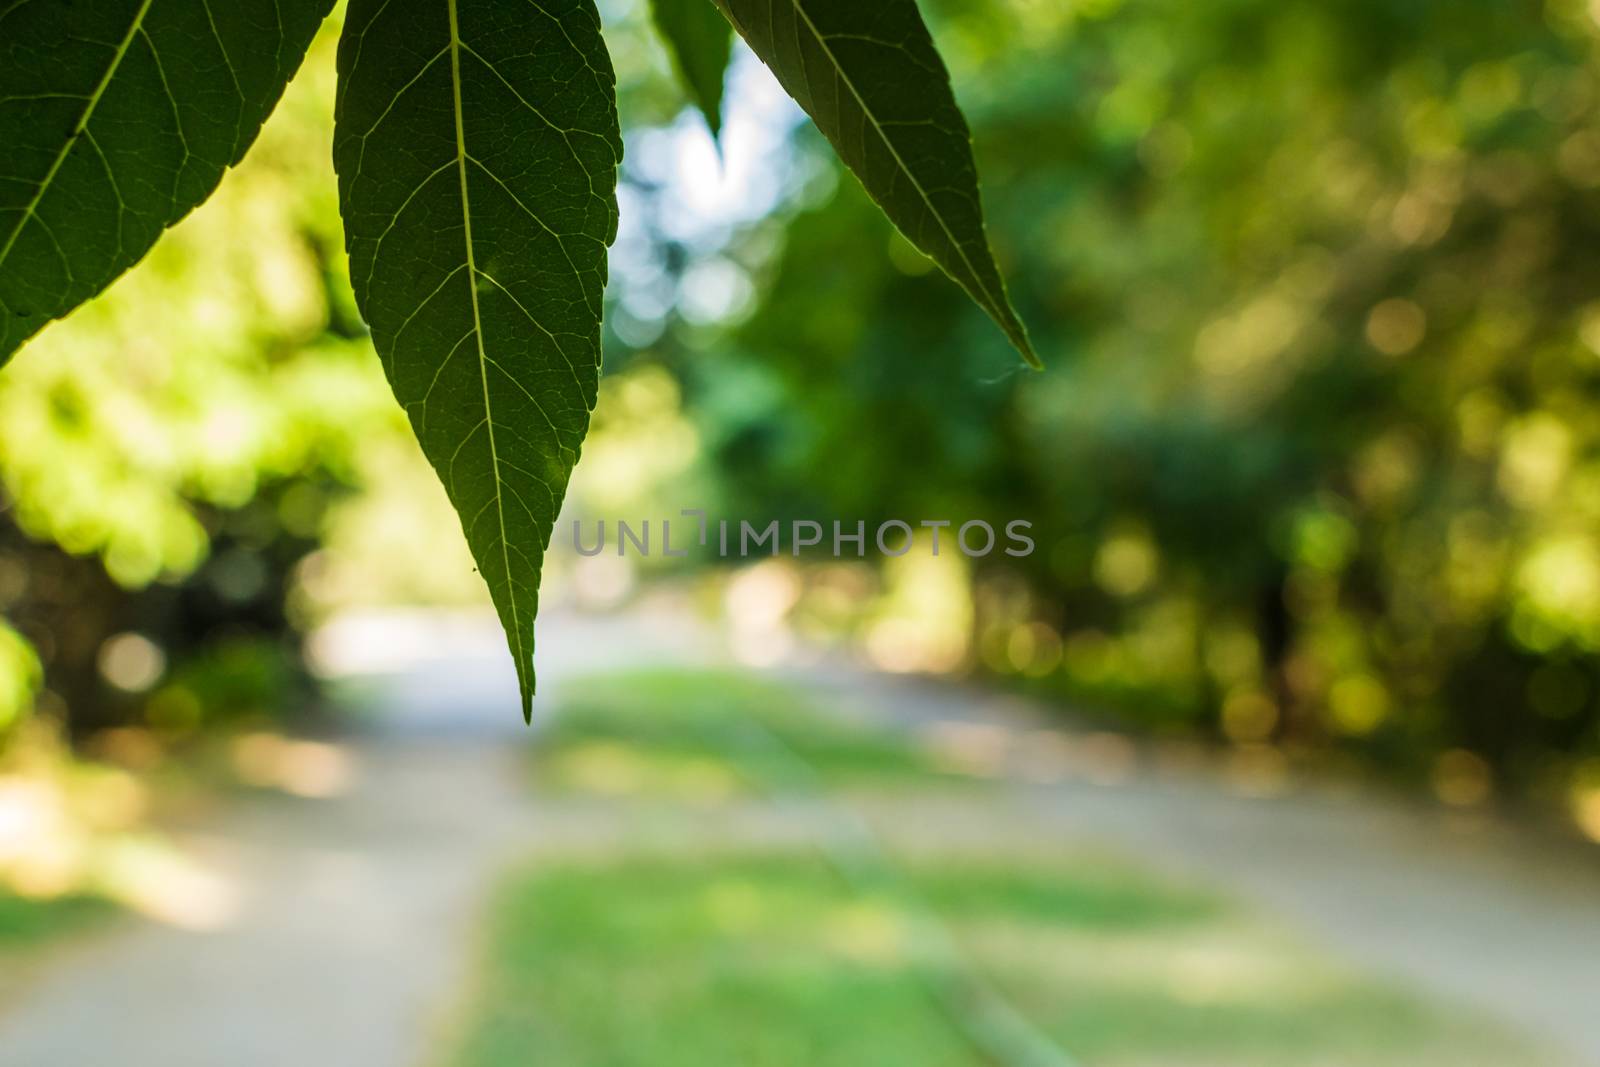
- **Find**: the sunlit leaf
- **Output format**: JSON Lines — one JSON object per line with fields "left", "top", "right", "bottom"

{"left": 0, "top": 0, "right": 334, "bottom": 363}
{"left": 649, "top": 0, "right": 733, "bottom": 139}
{"left": 713, "top": 0, "right": 1037, "bottom": 366}
{"left": 333, "top": 0, "right": 622, "bottom": 719}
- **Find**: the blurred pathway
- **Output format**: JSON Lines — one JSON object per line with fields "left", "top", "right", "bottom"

{"left": 797, "top": 667, "right": 1600, "bottom": 1067}
{"left": 0, "top": 606, "right": 713, "bottom": 1067}
{"left": 1, "top": 603, "right": 1598, "bottom": 1066}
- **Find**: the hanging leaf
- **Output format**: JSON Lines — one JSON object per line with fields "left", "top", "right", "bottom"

{"left": 650, "top": 0, "right": 734, "bottom": 139}
{"left": 0, "top": 0, "right": 334, "bottom": 363}
{"left": 334, "top": 0, "right": 622, "bottom": 719}
{"left": 713, "top": 0, "right": 1037, "bottom": 366}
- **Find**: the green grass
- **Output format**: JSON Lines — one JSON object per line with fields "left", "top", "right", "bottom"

{"left": 442, "top": 849, "right": 1532, "bottom": 1067}
{"left": 444, "top": 669, "right": 1548, "bottom": 1067}
{"left": 531, "top": 669, "right": 953, "bottom": 799}
{"left": 450, "top": 853, "right": 976, "bottom": 1067}
{"left": 0, "top": 891, "right": 113, "bottom": 950}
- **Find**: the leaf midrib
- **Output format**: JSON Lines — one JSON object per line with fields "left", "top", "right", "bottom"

{"left": 784, "top": 1, "right": 1032, "bottom": 364}
{"left": 446, "top": 0, "right": 526, "bottom": 679}
{"left": 0, "top": 0, "right": 157, "bottom": 272}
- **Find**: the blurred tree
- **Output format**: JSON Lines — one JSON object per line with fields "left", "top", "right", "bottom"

{"left": 6, "top": 0, "right": 1600, "bottom": 837}
{"left": 0, "top": 23, "right": 405, "bottom": 742}
{"left": 0, "top": 0, "right": 749, "bottom": 747}
{"left": 655, "top": 0, "right": 1600, "bottom": 814}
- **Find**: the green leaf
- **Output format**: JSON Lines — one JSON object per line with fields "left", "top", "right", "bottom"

{"left": 333, "top": 0, "right": 622, "bottom": 720}
{"left": 650, "top": 0, "right": 733, "bottom": 139}
{"left": 0, "top": 0, "right": 333, "bottom": 363}
{"left": 712, "top": 0, "right": 1037, "bottom": 367}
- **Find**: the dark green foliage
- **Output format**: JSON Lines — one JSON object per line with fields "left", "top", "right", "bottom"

{"left": 713, "top": 0, "right": 1037, "bottom": 366}
{"left": 0, "top": 0, "right": 333, "bottom": 361}
{"left": 0, "top": 1, "right": 1032, "bottom": 718}
{"left": 649, "top": 0, "right": 733, "bottom": 138}
{"left": 681, "top": 0, "right": 1600, "bottom": 790}
{"left": 333, "top": 0, "right": 623, "bottom": 717}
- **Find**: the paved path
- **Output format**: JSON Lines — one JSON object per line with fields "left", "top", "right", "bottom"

{"left": 0, "top": 607, "right": 709, "bottom": 1067}
{"left": 802, "top": 669, "right": 1600, "bottom": 1067}
{"left": 1, "top": 605, "right": 1597, "bottom": 1066}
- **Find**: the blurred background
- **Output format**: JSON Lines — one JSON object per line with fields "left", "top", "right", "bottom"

{"left": 3, "top": 0, "right": 1600, "bottom": 1064}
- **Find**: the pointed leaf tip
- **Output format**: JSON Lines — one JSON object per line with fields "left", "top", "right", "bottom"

{"left": 713, "top": 0, "right": 1035, "bottom": 364}
{"left": 650, "top": 0, "right": 733, "bottom": 145}
{"left": 1018, "top": 332, "right": 1043, "bottom": 371}
{"left": 0, "top": 0, "right": 334, "bottom": 363}
{"left": 334, "top": 0, "right": 620, "bottom": 720}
